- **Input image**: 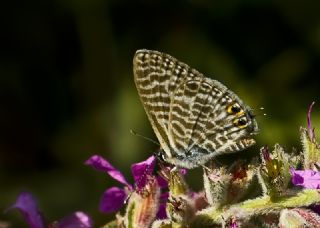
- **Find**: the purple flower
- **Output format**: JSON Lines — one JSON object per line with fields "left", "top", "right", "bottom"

{"left": 84, "top": 154, "right": 132, "bottom": 190}
{"left": 290, "top": 168, "right": 320, "bottom": 189}
{"left": 156, "top": 202, "right": 168, "bottom": 220}
{"left": 131, "top": 155, "right": 156, "bottom": 189}
{"left": 230, "top": 223, "right": 237, "bottom": 228}
{"left": 8, "top": 192, "right": 93, "bottom": 228}
{"left": 156, "top": 192, "right": 169, "bottom": 219}
{"left": 157, "top": 175, "right": 169, "bottom": 188}
{"left": 230, "top": 218, "right": 238, "bottom": 228}
{"left": 7, "top": 192, "right": 45, "bottom": 228}
{"left": 260, "top": 146, "right": 281, "bottom": 179}
{"left": 57, "top": 211, "right": 93, "bottom": 228}
{"left": 85, "top": 155, "right": 157, "bottom": 213}
{"left": 311, "top": 204, "right": 320, "bottom": 214}
{"left": 99, "top": 187, "right": 128, "bottom": 213}
{"left": 307, "top": 101, "right": 316, "bottom": 142}
{"left": 261, "top": 146, "right": 271, "bottom": 161}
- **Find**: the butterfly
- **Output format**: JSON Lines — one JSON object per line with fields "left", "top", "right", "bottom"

{"left": 133, "top": 49, "right": 258, "bottom": 169}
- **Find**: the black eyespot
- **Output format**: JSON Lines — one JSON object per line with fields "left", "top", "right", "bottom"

{"left": 233, "top": 117, "right": 248, "bottom": 128}
{"left": 238, "top": 118, "right": 247, "bottom": 126}
{"left": 231, "top": 105, "right": 241, "bottom": 113}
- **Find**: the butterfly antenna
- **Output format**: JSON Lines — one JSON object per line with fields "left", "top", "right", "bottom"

{"left": 130, "top": 129, "right": 160, "bottom": 146}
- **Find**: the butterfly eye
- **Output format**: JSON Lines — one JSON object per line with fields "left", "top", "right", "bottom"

{"left": 155, "top": 150, "right": 167, "bottom": 162}
{"left": 227, "top": 104, "right": 242, "bottom": 114}
{"left": 234, "top": 117, "right": 247, "bottom": 128}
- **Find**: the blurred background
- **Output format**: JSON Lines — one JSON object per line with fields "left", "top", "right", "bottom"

{"left": 1, "top": 0, "right": 320, "bottom": 226}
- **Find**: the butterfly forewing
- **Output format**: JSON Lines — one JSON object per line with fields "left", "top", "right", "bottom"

{"left": 133, "top": 49, "right": 258, "bottom": 169}
{"left": 133, "top": 50, "right": 197, "bottom": 155}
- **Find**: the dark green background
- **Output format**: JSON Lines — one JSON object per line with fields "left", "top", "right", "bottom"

{"left": 1, "top": 0, "right": 320, "bottom": 226}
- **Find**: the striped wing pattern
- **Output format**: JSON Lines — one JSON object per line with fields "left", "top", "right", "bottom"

{"left": 133, "top": 49, "right": 258, "bottom": 168}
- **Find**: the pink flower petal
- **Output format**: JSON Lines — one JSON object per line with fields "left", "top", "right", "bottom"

{"left": 99, "top": 187, "right": 127, "bottom": 213}
{"left": 291, "top": 169, "right": 320, "bottom": 189}
{"left": 57, "top": 211, "right": 93, "bottom": 228}
{"left": 8, "top": 192, "right": 45, "bottom": 228}
{"left": 131, "top": 155, "right": 156, "bottom": 189}
{"left": 85, "top": 155, "right": 131, "bottom": 188}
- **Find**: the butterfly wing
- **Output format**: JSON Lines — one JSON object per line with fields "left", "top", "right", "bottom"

{"left": 168, "top": 76, "right": 258, "bottom": 168}
{"left": 133, "top": 49, "right": 197, "bottom": 156}
{"left": 199, "top": 79, "right": 258, "bottom": 155}
{"left": 134, "top": 49, "right": 258, "bottom": 169}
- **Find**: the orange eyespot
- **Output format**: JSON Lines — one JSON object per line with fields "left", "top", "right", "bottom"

{"left": 233, "top": 118, "right": 247, "bottom": 128}
{"left": 227, "top": 104, "right": 242, "bottom": 115}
